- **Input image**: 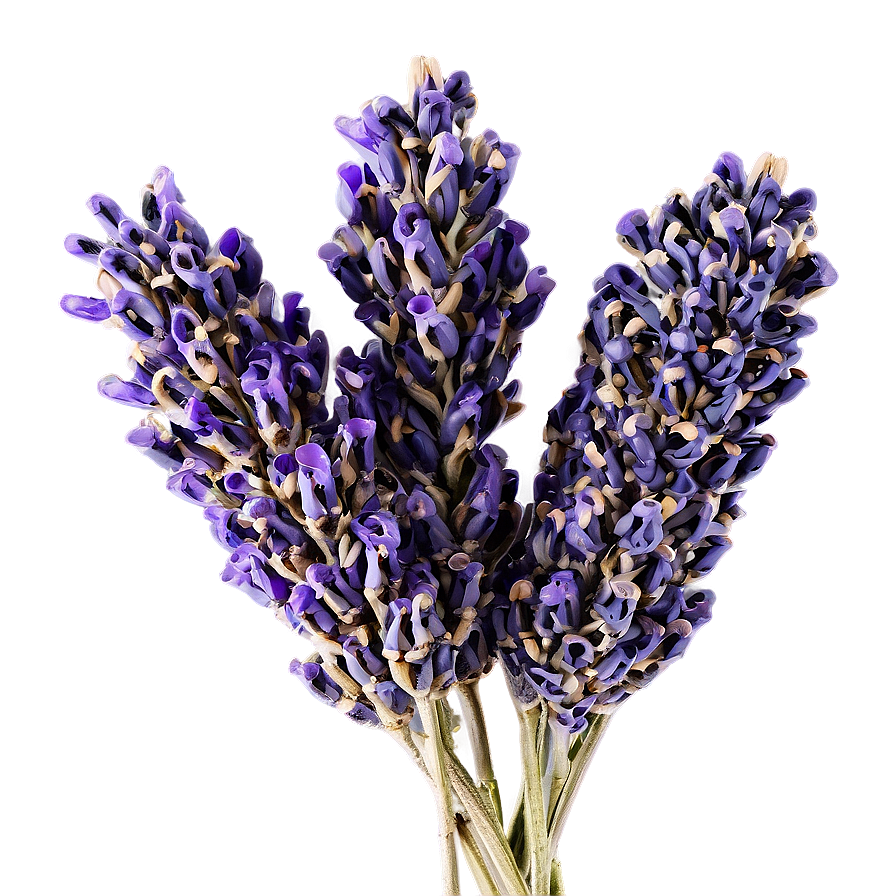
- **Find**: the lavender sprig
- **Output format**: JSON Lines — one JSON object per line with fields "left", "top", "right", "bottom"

{"left": 494, "top": 152, "right": 837, "bottom": 738}
{"left": 314, "top": 56, "right": 554, "bottom": 703}
{"left": 60, "top": 169, "right": 416, "bottom": 719}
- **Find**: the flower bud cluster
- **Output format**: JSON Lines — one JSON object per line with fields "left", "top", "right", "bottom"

{"left": 493, "top": 153, "right": 837, "bottom": 733}
{"left": 320, "top": 56, "right": 554, "bottom": 492}
{"left": 308, "top": 59, "right": 556, "bottom": 715}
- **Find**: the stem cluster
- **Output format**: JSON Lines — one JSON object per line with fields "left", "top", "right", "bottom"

{"left": 400, "top": 681, "right": 613, "bottom": 895}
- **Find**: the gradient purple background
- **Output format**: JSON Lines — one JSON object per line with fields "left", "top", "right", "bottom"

{"left": 2, "top": 2, "right": 894, "bottom": 896}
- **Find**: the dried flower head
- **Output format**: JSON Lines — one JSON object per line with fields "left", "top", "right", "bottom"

{"left": 493, "top": 152, "right": 837, "bottom": 734}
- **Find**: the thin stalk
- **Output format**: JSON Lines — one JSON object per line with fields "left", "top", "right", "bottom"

{"left": 547, "top": 713, "right": 613, "bottom": 856}
{"left": 507, "top": 785, "right": 526, "bottom": 869}
{"left": 550, "top": 858, "right": 565, "bottom": 896}
{"left": 518, "top": 705, "right": 550, "bottom": 896}
{"left": 418, "top": 697, "right": 461, "bottom": 896}
{"left": 444, "top": 748, "right": 530, "bottom": 895}
{"left": 457, "top": 816, "right": 501, "bottom": 896}
{"left": 507, "top": 703, "right": 552, "bottom": 878}
{"left": 386, "top": 726, "right": 500, "bottom": 896}
{"left": 547, "top": 727, "right": 570, "bottom": 834}
{"left": 436, "top": 700, "right": 508, "bottom": 896}
{"left": 457, "top": 681, "right": 503, "bottom": 824}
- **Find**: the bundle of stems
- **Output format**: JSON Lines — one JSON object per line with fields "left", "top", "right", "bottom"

{"left": 394, "top": 681, "right": 611, "bottom": 895}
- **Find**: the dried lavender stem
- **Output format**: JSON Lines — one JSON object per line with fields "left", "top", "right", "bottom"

{"left": 444, "top": 748, "right": 530, "bottom": 895}
{"left": 550, "top": 858, "right": 565, "bottom": 896}
{"left": 547, "top": 713, "right": 612, "bottom": 856}
{"left": 507, "top": 784, "right": 527, "bottom": 874}
{"left": 457, "top": 681, "right": 503, "bottom": 823}
{"left": 436, "top": 701, "right": 501, "bottom": 896}
{"left": 547, "top": 729, "right": 571, "bottom": 839}
{"left": 395, "top": 725, "right": 502, "bottom": 894}
{"left": 518, "top": 705, "right": 550, "bottom": 895}
{"left": 457, "top": 816, "right": 501, "bottom": 896}
{"left": 418, "top": 697, "right": 461, "bottom": 896}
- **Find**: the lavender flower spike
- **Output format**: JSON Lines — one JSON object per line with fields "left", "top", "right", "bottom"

{"left": 495, "top": 151, "right": 837, "bottom": 735}
{"left": 301, "top": 57, "right": 554, "bottom": 706}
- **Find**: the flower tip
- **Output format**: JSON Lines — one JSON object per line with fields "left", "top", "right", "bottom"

{"left": 317, "top": 241, "right": 341, "bottom": 263}
{"left": 64, "top": 232, "right": 104, "bottom": 262}
{"left": 218, "top": 226, "right": 241, "bottom": 254}
{"left": 60, "top": 294, "right": 110, "bottom": 322}
{"left": 407, "top": 55, "right": 444, "bottom": 96}
{"left": 151, "top": 164, "right": 172, "bottom": 181}
{"left": 85, "top": 193, "right": 110, "bottom": 214}
{"left": 748, "top": 151, "right": 788, "bottom": 190}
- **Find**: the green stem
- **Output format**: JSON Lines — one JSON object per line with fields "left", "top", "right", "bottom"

{"left": 418, "top": 698, "right": 461, "bottom": 896}
{"left": 550, "top": 858, "right": 565, "bottom": 896}
{"left": 508, "top": 704, "right": 551, "bottom": 878}
{"left": 456, "top": 681, "right": 503, "bottom": 824}
{"left": 507, "top": 785, "right": 527, "bottom": 870}
{"left": 457, "top": 816, "right": 501, "bottom": 896}
{"left": 444, "top": 747, "right": 530, "bottom": 895}
{"left": 547, "top": 713, "right": 613, "bottom": 856}
{"left": 387, "top": 726, "right": 501, "bottom": 896}
{"left": 518, "top": 705, "right": 550, "bottom": 896}
{"left": 547, "top": 727, "right": 570, "bottom": 831}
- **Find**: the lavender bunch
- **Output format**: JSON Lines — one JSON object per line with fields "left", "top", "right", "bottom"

{"left": 491, "top": 151, "right": 836, "bottom": 892}
{"left": 62, "top": 57, "right": 549, "bottom": 896}
{"left": 63, "top": 58, "right": 836, "bottom": 896}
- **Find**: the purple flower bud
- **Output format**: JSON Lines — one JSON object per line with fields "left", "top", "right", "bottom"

{"left": 65, "top": 232, "right": 106, "bottom": 263}
{"left": 415, "top": 89, "right": 451, "bottom": 142}
{"left": 166, "top": 457, "right": 222, "bottom": 505}
{"left": 374, "top": 680, "right": 412, "bottom": 716}
{"left": 61, "top": 294, "right": 110, "bottom": 321}
{"left": 202, "top": 506, "right": 251, "bottom": 551}
{"left": 508, "top": 265, "right": 554, "bottom": 330}
{"left": 534, "top": 572, "right": 581, "bottom": 637}
{"left": 111, "top": 289, "right": 166, "bottom": 334}
{"left": 169, "top": 241, "right": 212, "bottom": 292}
{"left": 87, "top": 193, "right": 127, "bottom": 239}
{"left": 127, "top": 418, "right": 182, "bottom": 472}
{"left": 294, "top": 443, "right": 338, "bottom": 519}
{"left": 157, "top": 196, "right": 208, "bottom": 252}
{"left": 407, "top": 293, "right": 460, "bottom": 359}
{"left": 222, "top": 543, "right": 291, "bottom": 606}
{"left": 335, "top": 163, "right": 365, "bottom": 226}
{"left": 614, "top": 499, "right": 664, "bottom": 555}
{"left": 286, "top": 581, "right": 338, "bottom": 635}
{"left": 217, "top": 228, "right": 263, "bottom": 295}
{"left": 441, "top": 382, "right": 484, "bottom": 449}
{"left": 350, "top": 511, "right": 402, "bottom": 590}
{"left": 689, "top": 536, "right": 732, "bottom": 576}
{"left": 97, "top": 374, "right": 156, "bottom": 407}
{"left": 394, "top": 204, "right": 449, "bottom": 289}
{"left": 754, "top": 309, "right": 817, "bottom": 348}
